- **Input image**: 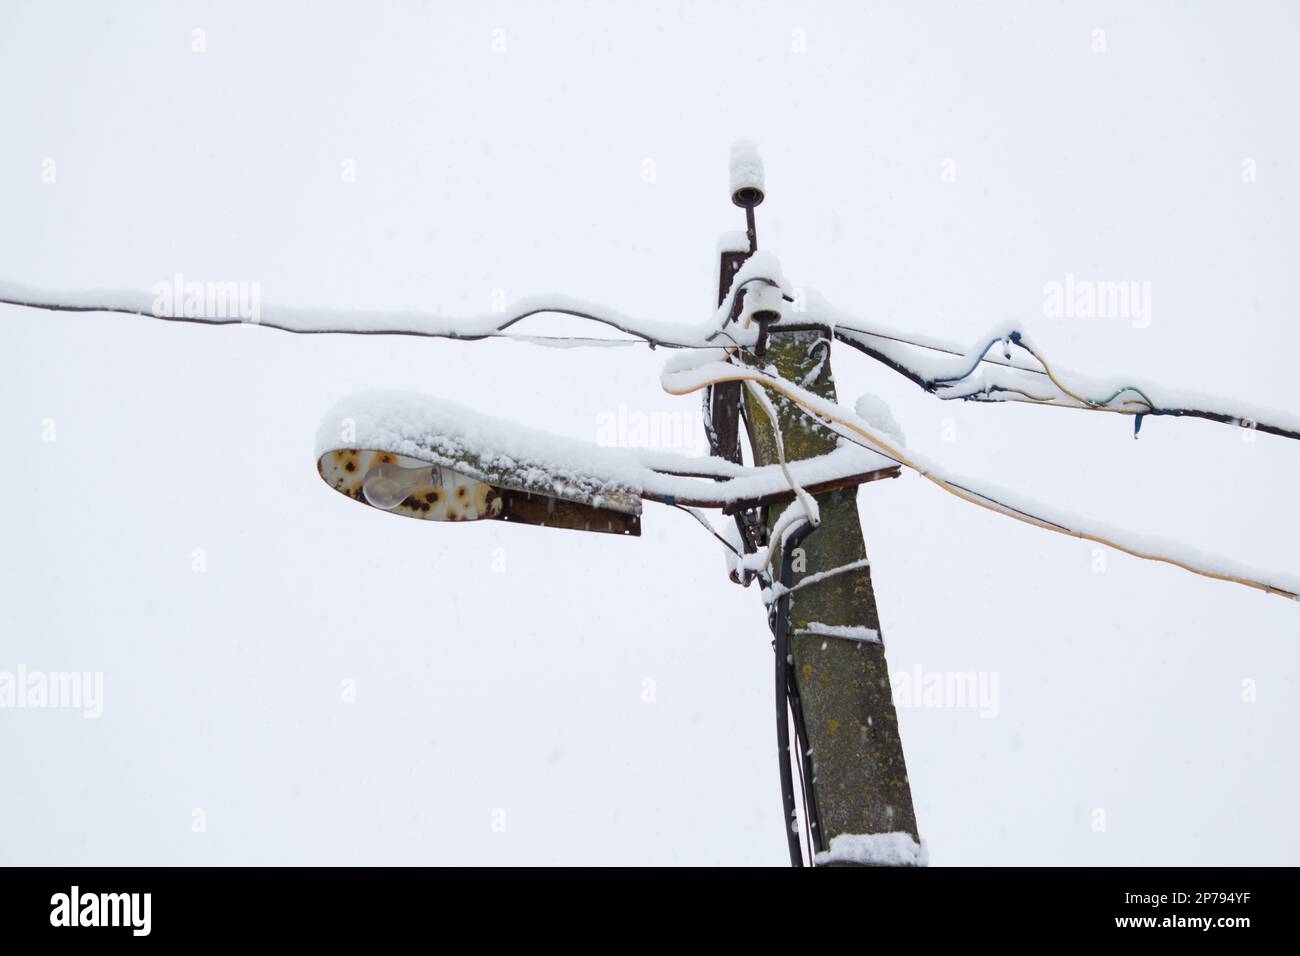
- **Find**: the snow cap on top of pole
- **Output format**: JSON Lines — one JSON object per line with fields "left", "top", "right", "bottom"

{"left": 730, "top": 139, "right": 765, "bottom": 208}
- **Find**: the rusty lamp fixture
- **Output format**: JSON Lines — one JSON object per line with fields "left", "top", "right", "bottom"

{"left": 316, "top": 445, "right": 644, "bottom": 537}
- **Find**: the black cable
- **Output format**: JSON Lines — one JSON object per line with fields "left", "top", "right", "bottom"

{"left": 832, "top": 328, "right": 936, "bottom": 390}
{"left": 834, "top": 324, "right": 1300, "bottom": 442}
{"left": 1146, "top": 406, "right": 1300, "bottom": 442}
{"left": 787, "top": 667, "right": 823, "bottom": 858}
{"left": 773, "top": 519, "right": 815, "bottom": 867}
{"left": 670, "top": 503, "right": 742, "bottom": 557}
{"left": 833, "top": 324, "right": 1047, "bottom": 378}
{"left": 700, "top": 382, "right": 770, "bottom": 588}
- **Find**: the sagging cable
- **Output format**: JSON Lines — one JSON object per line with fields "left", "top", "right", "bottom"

{"left": 663, "top": 361, "right": 1300, "bottom": 602}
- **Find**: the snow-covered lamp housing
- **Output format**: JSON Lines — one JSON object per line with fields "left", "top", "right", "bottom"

{"left": 316, "top": 391, "right": 901, "bottom": 539}
{"left": 316, "top": 392, "right": 643, "bottom": 536}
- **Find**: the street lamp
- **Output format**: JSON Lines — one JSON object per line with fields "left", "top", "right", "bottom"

{"left": 316, "top": 394, "right": 643, "bottom": 536}
{"left": 318, "top": 447, "right": 643, "bottom": 536}
{"left": 314, "top": 391, "right": 897, "bottom": 537}
{"left": 307, "top": 141, "right": 915, "bottom": 866}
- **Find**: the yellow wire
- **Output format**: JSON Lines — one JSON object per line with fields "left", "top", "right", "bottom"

{"left": 667, "top": 364, "right": 1298, "bottom": 602}
{"left": 743, "top": 380, "right": 819, "bottom": 522}
{"left": 1020, "top": 342, "right": 1154, "bottom": 415}
{"left": 739, "top": 379, "right": 818, "bottom": 576}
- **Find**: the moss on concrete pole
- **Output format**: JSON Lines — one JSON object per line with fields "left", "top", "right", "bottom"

{"left": 740, "top": 326, "right": 920, "bottom": 856}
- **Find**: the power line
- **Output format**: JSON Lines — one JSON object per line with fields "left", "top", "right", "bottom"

{"left": 0, "top": 291, "right": 712, "bottom": 349}
{"left": 833, "top": 322, "right": 1300, "bottom": 442}
{"left": 664, "top": 360, "right": 1300, "bottom": 602}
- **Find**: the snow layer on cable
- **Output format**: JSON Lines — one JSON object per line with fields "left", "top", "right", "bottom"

{"left": 716, "top": 230, "right": 751, "bottom": 255}
{"left": 796, "top": 623, "right": 881, "bottom": 645}
{"left": 0, "top": 281, "right": 724, "bottom": 349}
{"left": 662, "top": 359, "right": 1300, "bottom": 597}
{"left": 810, "top": 291, "right": 1300, "bottom": 435}
{"left": 0, "top": 282, "right": 157, "bottom": 315}
{"left": 5, "top": 269, "right": 1297, "bottom": 434}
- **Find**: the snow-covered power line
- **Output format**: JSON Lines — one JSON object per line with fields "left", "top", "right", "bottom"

{"left": 661, "top": 357, "right": 1300, "bottom": 602}
{"left": 3, "top": 275, "right": 1297, "bottom": 440}
{"left": 0, "top": 282, "right": 720, "bottom": 349}
{"left": 2, "top": 268, "right": 1296, "bottom": 592}
{"left": 823, "top": 306, "right": 1300, "bottom": 442}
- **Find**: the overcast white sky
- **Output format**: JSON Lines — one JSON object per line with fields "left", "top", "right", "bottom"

{"left": 1, "top": 0, "right": 1297, "bottom": 865}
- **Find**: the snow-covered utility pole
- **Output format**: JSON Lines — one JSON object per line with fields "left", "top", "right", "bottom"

{"left": 5, "top": 143, "right": 1297, "bottom": 867}
{"left": 713, "top": 144, "right": 919, "bottom": 866}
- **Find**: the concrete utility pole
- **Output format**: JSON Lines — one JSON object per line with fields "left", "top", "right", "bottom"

{"left": 714, "top": 175, "right": 920, "bottom": 864}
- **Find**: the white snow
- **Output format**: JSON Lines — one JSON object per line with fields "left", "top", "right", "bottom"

{"left": 715, "top": 230, "right": 751, "bottom": 255}
{"left": 722, "top": 517, "right": 745, "bottom": 583}
{"left": 731, "top": 250, "right": 789, "bottom": 295}
{"left": 795, "top": 622, "right": 881, "bottom": 644}
{"left": 0, "top": 282, "right": 157, "bottom": 315}
{"left": 771, "top": 557, "right": 872, "bottom": 597}
{"left": 854, "top": 393, "right": 906, "bottom": 447}
{"left": 815, "top": 832, "right": 929, "bottom": 867}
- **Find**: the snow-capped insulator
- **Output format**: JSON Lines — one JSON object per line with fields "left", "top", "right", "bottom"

{"left": 730, "top": 139, "right": 765, "bottom": 208}
{"left": 741, "top": 282, "right": 785, "bottom": 327}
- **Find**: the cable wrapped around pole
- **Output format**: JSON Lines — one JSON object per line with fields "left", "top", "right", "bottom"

{"left": 774, "top": 520, "right": 816, "bottom": 866}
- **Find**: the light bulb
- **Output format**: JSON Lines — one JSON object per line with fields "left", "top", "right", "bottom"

{"left": 362, "top": 462, "right": 441, "bottom": 510}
